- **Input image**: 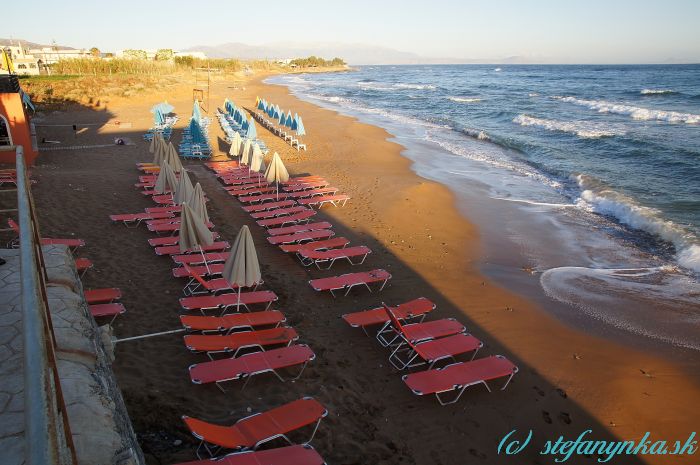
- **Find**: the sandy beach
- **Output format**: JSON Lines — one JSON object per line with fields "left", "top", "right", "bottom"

{"left": 27, "top": 69, "right": 700, "bottom": 465}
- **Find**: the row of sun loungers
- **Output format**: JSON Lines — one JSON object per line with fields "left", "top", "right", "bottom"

{"left": 108, "top": 156, "right": 331, "bottom": 463}
{"left": 342, "top": 298, "right": 518, "bottom": 405}
{"left": 217, "top": 108, "right": 269, "bottom": 155}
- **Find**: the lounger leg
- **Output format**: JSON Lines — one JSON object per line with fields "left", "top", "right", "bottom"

{"left": 378, "top": 279, "right": 389, "bottom": 292}
{"left": 215, "top": 381, "right": 228, "bottom": 393}
{"left": 436, "top": 385, "right": 469, "bottom": 406}
{"left": 501, "top": 371, "right": 516, "bottom": 390}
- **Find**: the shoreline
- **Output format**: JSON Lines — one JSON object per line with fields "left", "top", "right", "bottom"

{"left": 26, "top": 68, "right": 699, "bottom": 464}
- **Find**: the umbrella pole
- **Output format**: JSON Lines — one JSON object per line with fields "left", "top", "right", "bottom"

{"left": 200, "top": 246, "right": 210, "bottom": 274}
{"left": 237, "top": 286, "right": 242, "bottom": 313}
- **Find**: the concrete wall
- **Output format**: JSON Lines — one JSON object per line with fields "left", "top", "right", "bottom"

{"left": 43, "top": 245, "right": 144, "bottom": 465}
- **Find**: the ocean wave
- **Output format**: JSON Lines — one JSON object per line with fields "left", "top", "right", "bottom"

{"left": 640, "top": 89, "right": 677, "bottom": 95}
{"left": 541, "top": 265, "right": 700, "bottom": 350}
{"left": 448, "top": 96, "right": 482, "bottom": 103}
{"left": 513, "top": 114, "right": 624, "bottom": 138}
{"left": 574, "top": 174, "right": 700, "bottom": 272}
{"left": 393, "top": 83, "right": 436, "bottom": 90}
{"left": 425, "top": 130, "right": 563, "bottom": 190}
{"left": 555, "top": 96, "right": 700, "bottom": 124}
{"left": 494, "top": 68, "right": 502, "bottom": 72}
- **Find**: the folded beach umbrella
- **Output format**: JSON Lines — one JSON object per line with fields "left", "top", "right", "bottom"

{"left": 229, "top": 131, "right": 242, "bottom": 157}
{"left": 178, "top": 202, "right": 215, "bottom": 272}
{"left": 247, "top": 118, "right": 257, "bottom": 139}
{"left": 174, "top": 169, "right": 194, "bottom": 205}
{"left": 240, "top": 139, "right": 252, "bottom": 165}
{"left": 151, "top": 102, "right": 174, "bottom": 114}
{"left": 265, "top": 152, "right": 290, "bottom": 199}
{"left": 285, "top": 111, "right": 294, "bottom": 128}
{"left": 296, "top": 116, "right": 306, "bottom": 136}
{"left": 250, "top": 143, "right": 264, "bottom": 172}
{"left": 188, "top": 182, "right": 209, "bottom": 224}
{"left": 154, "top": 108, "right": 165, "bottom": 126}
{"left": 154, "top": 161, "right": 178, "bottom": 194}
{"left": 268, "top": 104, "right": 275, "bottom": 117}
{"left": 291, "top": 113, "right": 299, "bottom": 131}
{"left": 241, "top": 118, "right": 249, "bottom": 131}
{"left": 149, "top": 131, "right": 160, "bottom": 154}
{"left": 222, "top": 225, "right": 261, "bottom": 310}
{"left": 166, "top": 142, "right": 184, "bottom": 172}
{"left": 192, "top": 99, "right": 202, "bottom": 123}
{"left": 278, "top": 109, "right": 286, "bottom": 125}
{"left": 152, "top": 138, "right": 166, "bottom": 164}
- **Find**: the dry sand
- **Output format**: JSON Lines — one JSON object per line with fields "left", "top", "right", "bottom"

{"left": 22, "top": 69, "right": 700, "bottom": 465}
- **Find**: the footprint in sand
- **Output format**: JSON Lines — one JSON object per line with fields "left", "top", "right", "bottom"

{"left": 556, "top": 388, "right": 568, "bottom": 398}
{"left": 559, "top": 412, "right": 572, "bottom": 424}
{"left": 533, "top": 386, "right": 545, "bottom": 397}
{"left": 542, "top": 411, "right": 553, "bottom": 424}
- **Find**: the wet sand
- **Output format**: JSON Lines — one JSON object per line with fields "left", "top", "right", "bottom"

{"left": 26, "top": 70, "right": 700, "bottom": 465}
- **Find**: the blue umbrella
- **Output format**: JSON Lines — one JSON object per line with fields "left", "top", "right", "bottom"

{"left": 241, "top": 118, "right": 249, "bottom": 131}
{"left": 291, "top": 113, "right": 298, "bottom": 131}
{"left": 268, "top": 103, "right": 275, "bottom": 117}
{"left": 278, "top": 109, "right": 285, "bottom": 125}
{"left": 296, "top": 116, "right": 306, "bottom": 136}
{"left": 285, "top": 111, "right": 293, "bottom": 128}
{"left": 247, "top": 118, "right": 257, "bottom": 139}
{"left": 192, "top": 100, "right": 201, "bottom": 123}
{"left": 151, "top": 102, "right": 174, "bottom": 114}
{"left": 189, "top": 118, "right": 206, "bottom": 144}
{"left": 257, "top": 100, "right": 265, "bottom": 110}
{"left": 154, "top": 108, "right": 164, "bottom": 126}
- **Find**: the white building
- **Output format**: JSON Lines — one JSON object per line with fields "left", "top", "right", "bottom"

{"left": 28, "top": 47, "right": 91, "bottom": 65}
{"left": 1, "top": 44, "right": 40, "bottom": 75}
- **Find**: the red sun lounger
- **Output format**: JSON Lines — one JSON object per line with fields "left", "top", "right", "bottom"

{"left": 279, "top": 237, "right": 349, "bottom": 254}
{"left": 89, "top": 303, "right": 126, "bottom": 324}
{"left": 148, "top": 221, "right": 214, "bottom": 233}
{"left": 377, "top": 313, "right": 466, "bottom": 348}
{"left": 227, "top": 187, "right": 276, "bottom": 197}
{"left": 182, "top": 397, "right": 327, "bottom": 458}
{"left": 84, "top": 288, "right": 122, "bottom": 304}
{"left": 242, "top": 200, "right": 296, "bottom": 213}
{"left": 180, "top": 264, "right": 261, "bottom": 296}
{"left": 74, "top": 257, "right": 93, "bottom": 277}
{"left": 285, "top": 188, "right": 338, "bottom": 199}
{"left": 309, "top": 269, "right": 391, "bottom": 297}
{"left": 267, "top": 221, "right": 333, "bottom": 237}
{"left": 184, "top": 327, "right": 299, "bottom": 358}
{"left": 109, "top": 211, "right": 175, "bottom": 227}
{"left": 239, "top": 192, "right": 291, "bottom": 203}
{"left": 402, "top": 355, "right": 519, "bottom": 405}
{"left": 298, "top": 245, "right": 371, "bottom": 269}
{"left": 272, "top": 231, "right": 339, "bottom": 248}
{"left": 7, "top": 219, "right": 85, "bottom": 250}
{"left": 173, "top": 263, "right": 226, "bottom": 278}
{"left": 149, "top": 232, "right": 220, "bottom": 247}
{"left": 282, "top": 180, "right": 330, "bottom": 192}
{"left": 180, "top": 310, "right": 286, "bottom": 334}
{"left": 342, "top": 297, "right": 436, "bottom": 336}
{"left": 298, "top": 194, "right": 351, "bottom": 209}
{"left": 188, "top": 344, "right": 315, "bottom": 391}
{"left": 173, "top": 444, "right": 326, "bottom": 465}
{"left": 180, "top": 290, "right": 278, "bottom": 314}
{"left": 151, "top": 194, "right": 175, "bottom": 205}
{"left": 145, "top": 205, "right": 182, "bottom": 214}
{"left": 173, "top": 252, "right": 230, "bottom": 266}
{"left": 384, "top": 305, "right": 481, "bottom": 370}
{"left": 155, "top": 241, "right": 230, "bottom": 256}
{"left": 250, "top": 206, "right": 309, "bottom": 220}
{"left": 257, "top": 210, "right": 316, "bottom": 228}
{"left": 223, "top": 182, "right": 270, "bottom": 192}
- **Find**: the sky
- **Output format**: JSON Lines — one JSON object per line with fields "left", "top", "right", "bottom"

{"left": 4, "top": 0, "right": 700, "bottom": 63}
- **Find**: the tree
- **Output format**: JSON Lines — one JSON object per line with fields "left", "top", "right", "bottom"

{"left": 155, "top": 49, "right": 174, "bottom": 61}
{"left": 90, "top": 47, "right": 100, "bottom": 57}
{"left": 122, "top": 49, "right": 147, "bottom": 60}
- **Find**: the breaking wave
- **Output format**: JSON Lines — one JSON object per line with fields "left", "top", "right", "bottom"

{"left": 448, "top": 96, "right": 482, "bottom": 103}
{"left": 640, "top": 89, "right": 677, "bottom": 95}
{"left": 574, "top": 174, "right": 700, "bottom": 273}
{"left": 555, "top": 96, "right": 700, "bottom": 124}
{"left": 513, "top": 114, "right": 624, "bottom": 138}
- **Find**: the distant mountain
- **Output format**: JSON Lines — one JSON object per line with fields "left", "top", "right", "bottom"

{"left": 0, "top": 38, "right": 75, "bottom": 50}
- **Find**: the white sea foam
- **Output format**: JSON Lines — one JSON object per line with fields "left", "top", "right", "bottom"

{"left": 541, "top": 265, "right": 700, "bottom": 350}
{"left": 513, "top": 114, "right": 624, "bottom": 138}
{"left": 555, "top": 96, "right": 700, "bottom": 124}
{"left": 494, "top": 67, "right": 502, "bottom": 72}
{"left": 393, "top": 83, "right": 436, "bottom": 90}
{"left": 448, "top": 96, "right": 482, "bottom": 103}
{"left": 640, "top": 89, "right": 676, "bottom": 95}
{"left": 493, "top": 197, "right": 577, "bottom": 208}
{"left": 574, "top": 174, "right": 700, "bottom": 273}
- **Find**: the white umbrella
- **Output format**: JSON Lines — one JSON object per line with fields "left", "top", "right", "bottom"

{"left": 264, "top": 152, "right": 290, "bottom": 199}
{"left": 188, "top": 182, "right": 209, "bottom": 224}
{"left": 154, "top": 161, "right": 178, "bottom": 194}
{"left": 153, "top": 137, "right": 166, "bottom": 165}
{"left": 240, "top": 139, "right": 252, "bottom": 165}
{"left": 229, "top": 132, "right": 242, "bottom": 158}
{"left": 174, "top": 169, "right": 194, "bottom": 205}
{"left": 250, "top": 143, "right": 264, "bottom": 172}
{"left": 149, "top": 132, "right": 159, "bottom": 154}
{"left": 178, "top": 202, "right": 214, "bottom": 272}
{"left": 222, "top": 225, "right": 261, "bottom": 313}
{"left": 166, "top": 142, "right": 184, "bottom": 172}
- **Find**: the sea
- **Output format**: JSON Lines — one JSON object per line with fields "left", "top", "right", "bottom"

{"left": 267, "top": 65, "right": 700, "bottom": 352}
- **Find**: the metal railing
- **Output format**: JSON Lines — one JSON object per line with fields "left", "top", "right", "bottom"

{"left": 16, "top": 146, "right": 77, "bottom": 465}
